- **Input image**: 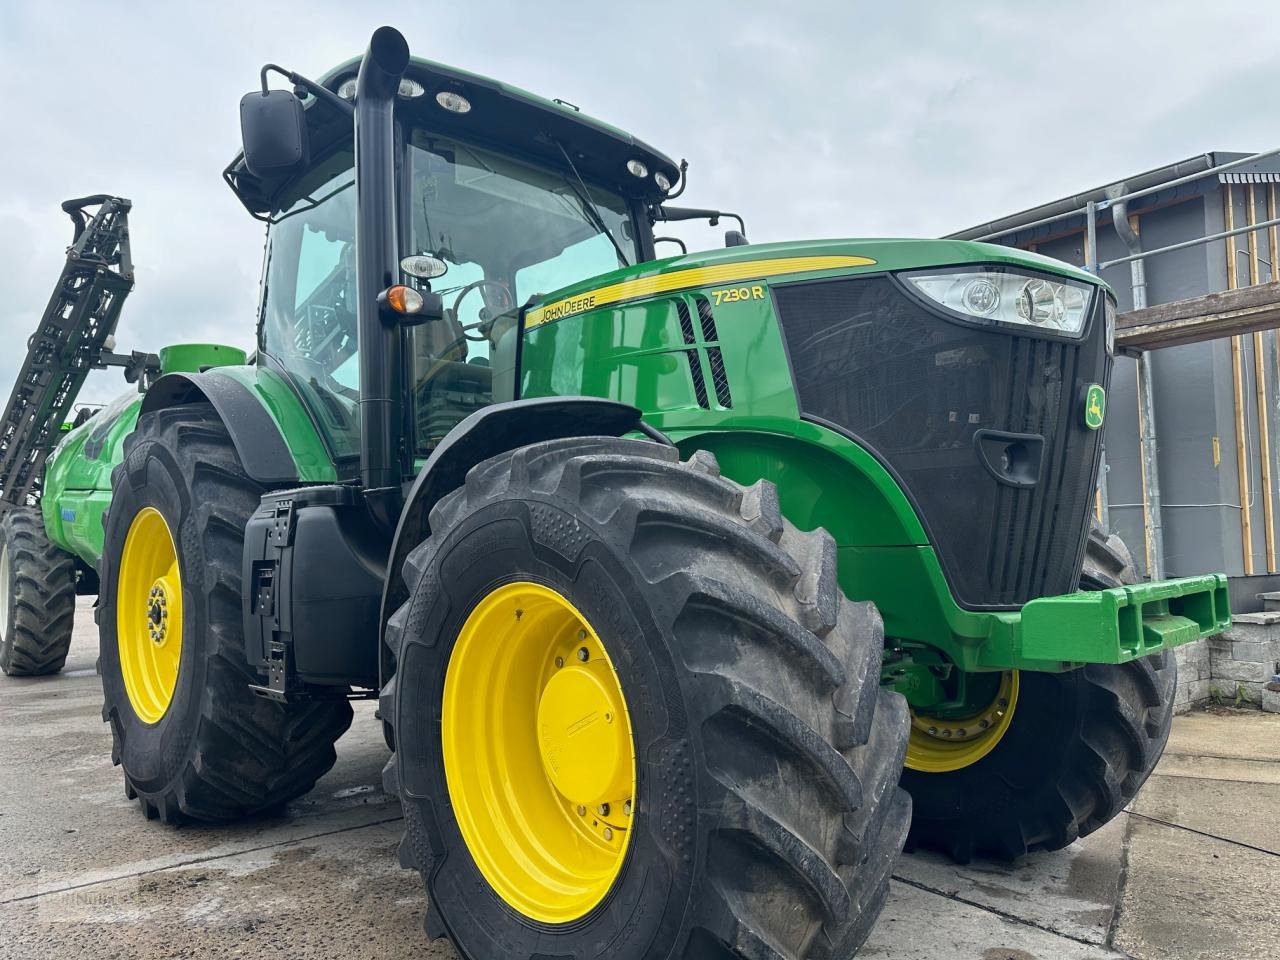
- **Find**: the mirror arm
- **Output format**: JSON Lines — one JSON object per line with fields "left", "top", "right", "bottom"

{"left": 665, "top": 159, "right": 689, "bottom": 200}
{"left": 653, "top": 204, "right": 747, "bottom": 238}
{"left": 259, "top": 63, "right": 354, "bottom": 119}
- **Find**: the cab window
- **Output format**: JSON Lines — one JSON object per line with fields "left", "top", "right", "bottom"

{"left": 407, "top": 132, "right": 635, "bottom": 454}
{"left": 259, "top": 162, "right": 360, "bottom": 460}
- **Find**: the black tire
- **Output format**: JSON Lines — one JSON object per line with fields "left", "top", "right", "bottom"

{"left": 1079, "top": 518, "right": 1139, "bottom": 590}
{"left": 901, "top": 520, "right": 1176, "bottom": 862}
{"left": 0, "top": 507, "right": 76, "bottom": 676}
{"left": 98, "top": 404, "right": 352, "bottom": 823}
{"left": 382, "top": 437, "right": 911, "bottom": 960}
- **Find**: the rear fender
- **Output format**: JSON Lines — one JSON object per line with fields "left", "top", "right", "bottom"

{"left": 140, "top": 368, "right": 336, "bottom": 485}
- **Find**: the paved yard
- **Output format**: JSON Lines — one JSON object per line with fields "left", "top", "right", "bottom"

{"left": 0, "top": 598, "right": 1276, "bottom": 959}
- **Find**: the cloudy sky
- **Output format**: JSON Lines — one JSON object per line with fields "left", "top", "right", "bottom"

{"left": 2, "top": 1, "right": 1278, "bottom": 404}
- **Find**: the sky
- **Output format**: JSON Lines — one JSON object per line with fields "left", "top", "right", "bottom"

{"left": 2, "top": 0, "right": 1279, "bottom": 404}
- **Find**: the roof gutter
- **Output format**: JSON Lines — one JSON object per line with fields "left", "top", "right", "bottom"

{"left": 947, "top": 154, "right": 1215, "bottom": 242}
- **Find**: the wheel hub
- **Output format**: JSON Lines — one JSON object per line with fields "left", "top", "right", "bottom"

{"left": 905, "top": 670, "right": 1020, "bottom": 773}
{"left": 146, "top": 584, "right": 170, "bottom": 644}
{"left": 537, "top": 662, "right": 631, "bottom": 806}
{"left": 442, "top": 581, "right": 636, "bottom": 924}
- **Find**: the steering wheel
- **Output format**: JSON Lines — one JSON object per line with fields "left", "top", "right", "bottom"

{"left": 450, "top": 279, "right": 514, "bottom": 342}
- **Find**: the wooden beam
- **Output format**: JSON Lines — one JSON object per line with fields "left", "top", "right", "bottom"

{"left": 1115, "top": 280, "right": 1280, "bottom": 352}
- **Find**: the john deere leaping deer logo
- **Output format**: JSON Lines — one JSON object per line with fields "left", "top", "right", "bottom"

{"left": 1084, "top": 384, "right": 1106, "bottom": 430}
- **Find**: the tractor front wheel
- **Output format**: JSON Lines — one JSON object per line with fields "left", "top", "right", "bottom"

{"left": 383, "top": 437, "right": 912, "bottom": 960}
{"left": 97, "top": 404, "right": 352, "bottom": 822}
{"left": 901, "top": 522, "right": 1176, "bottom": 861}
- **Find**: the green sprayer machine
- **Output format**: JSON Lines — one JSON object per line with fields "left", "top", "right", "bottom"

{"left": 0, "top": 26, "right": 1229, "bottom": 959}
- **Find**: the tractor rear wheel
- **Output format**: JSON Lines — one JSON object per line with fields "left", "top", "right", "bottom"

{"left": 382, "top": 437, "right": 911, "bottom": 960}
{"left": 901, "top": 521, "right": 1176, "bottom": 861}
{"left": 97, "top": 404, "right": 352, "bottom": 822}
{"left": 0, "top": 507, "right": 76, "bottom": 676}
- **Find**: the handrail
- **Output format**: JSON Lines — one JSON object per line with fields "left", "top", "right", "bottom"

{"left": 1098, "top": 214, "right": 1280, "bottom": 270}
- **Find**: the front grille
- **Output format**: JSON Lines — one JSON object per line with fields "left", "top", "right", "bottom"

{"left": 774, "top": 274, "right": 1108, "bottom": 609}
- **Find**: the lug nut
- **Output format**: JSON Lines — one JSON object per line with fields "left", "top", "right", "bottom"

{"left": 576, "top": 805, "right": 586, "bottom": 817}
{"left": 578, "top": 629, "right": 588, "bottom": 641}
{"left": 623, "top": 801, "right": 632, "bottom": 816}
{"left": 603, "top": 827, "right": 613, "bottom": 841}
{"left": 577, "top": 647, "right": 589, "bottom": 662}
{"left": 554, "top": 656, "right": 564, "bottom": 668}
{"left": 597, "top": 803, "right": 610, "bottom": 816}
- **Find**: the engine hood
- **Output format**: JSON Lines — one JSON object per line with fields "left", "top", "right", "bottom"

{"left": 523, "top": 238, "right": 1107, "bottom": 329}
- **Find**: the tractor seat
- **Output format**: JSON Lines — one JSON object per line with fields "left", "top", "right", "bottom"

{"left": 415, "top": 357, "right": 493, "bottom": 445}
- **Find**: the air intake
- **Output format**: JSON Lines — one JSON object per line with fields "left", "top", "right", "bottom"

{"left": 692, "top": 295, "right": 733, "bottom": 409}
{"left": 674, "top": 299, "right": 710, "bottom": 409}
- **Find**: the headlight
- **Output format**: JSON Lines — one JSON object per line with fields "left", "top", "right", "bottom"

{"left": 903, "top": 269, "right": 1093, "bottom": 336}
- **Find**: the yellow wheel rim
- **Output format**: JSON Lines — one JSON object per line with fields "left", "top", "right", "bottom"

{"left": 117, "top": 507, "right": 183, "bottom": 724}
{"left": 905, "top": 670, "right": 1019, "bottom": 773}
{"left": 442, "top": 581, "right": 636, "bottom": 923}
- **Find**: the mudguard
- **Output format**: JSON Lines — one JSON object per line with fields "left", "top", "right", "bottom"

{"left": 141, "top": 371, "right": 302, "bottom": 485}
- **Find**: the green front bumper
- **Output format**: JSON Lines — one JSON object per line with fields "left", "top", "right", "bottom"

{"left": 980, "top": 573, "right": 1231, "bottom": 671}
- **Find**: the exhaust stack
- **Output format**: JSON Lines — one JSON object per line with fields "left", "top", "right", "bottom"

{"left": 354, "top": 26, "right": 411, "bottom": 502}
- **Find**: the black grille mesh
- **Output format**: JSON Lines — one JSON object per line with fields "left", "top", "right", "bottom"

{"left": 694, "top": 295, "right": 733, "bottom": 409}
{"left": 773, "top": 275, "right": 1106, "bottom": 608}
{"left": 675, "top": 299, "right": 710, "bottom": 409}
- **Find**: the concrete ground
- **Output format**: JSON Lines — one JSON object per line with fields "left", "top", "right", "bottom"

{"left": 1, "top": 598, "right": 1276, "bottom": 960}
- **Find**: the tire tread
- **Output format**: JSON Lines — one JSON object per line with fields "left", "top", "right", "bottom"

{"left": 383, "top": 437, "right": 911, "bottom": 960}
{"left": 99, "top": 404, "right": 352, "bottom": 824}
{"left": 0, "top": 507, "right": 77, "bottom": 676}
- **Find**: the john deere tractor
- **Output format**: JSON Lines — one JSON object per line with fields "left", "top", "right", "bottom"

{"left": 0, "top": 26, "right": 1229, "bottom": 959}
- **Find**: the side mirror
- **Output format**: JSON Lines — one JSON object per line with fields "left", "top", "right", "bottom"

{"left": 239, "top": 89, "right": 309, "bottom": 176}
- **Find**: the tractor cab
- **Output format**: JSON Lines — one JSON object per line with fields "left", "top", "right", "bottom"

{"left": 227, "top": 54, "right": 678, "bottom": 474}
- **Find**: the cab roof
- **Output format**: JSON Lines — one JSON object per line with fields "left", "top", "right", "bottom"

{"left": 225, "top": 54, "right": 681, "bottom": 219}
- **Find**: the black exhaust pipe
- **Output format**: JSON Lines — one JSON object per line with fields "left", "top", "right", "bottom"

{"left": 354, "top": 26, "right": 410, "bottom": 505}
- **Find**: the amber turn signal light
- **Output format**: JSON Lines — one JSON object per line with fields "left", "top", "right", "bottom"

{"left": 379, "top": 284, "right": 424, "bottom": 315}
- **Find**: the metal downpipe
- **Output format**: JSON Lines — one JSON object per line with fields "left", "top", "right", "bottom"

{"left": 1108, "top": 186, "right": 1165, "bottom": 580}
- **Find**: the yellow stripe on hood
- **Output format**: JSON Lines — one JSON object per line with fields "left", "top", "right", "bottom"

{"left": 524, "top": 254, "right": 877, "bottom": 328}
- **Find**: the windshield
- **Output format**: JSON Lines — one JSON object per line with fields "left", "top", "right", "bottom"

{"left": 257, "top": 133, "right": 639, "bottom": 467}
{"left": 407, "top": 131, "right": 635, "bottom": 453}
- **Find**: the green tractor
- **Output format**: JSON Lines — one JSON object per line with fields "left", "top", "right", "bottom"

{"left": 0, "top": 26, "right": 1228, "bottom": 959}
